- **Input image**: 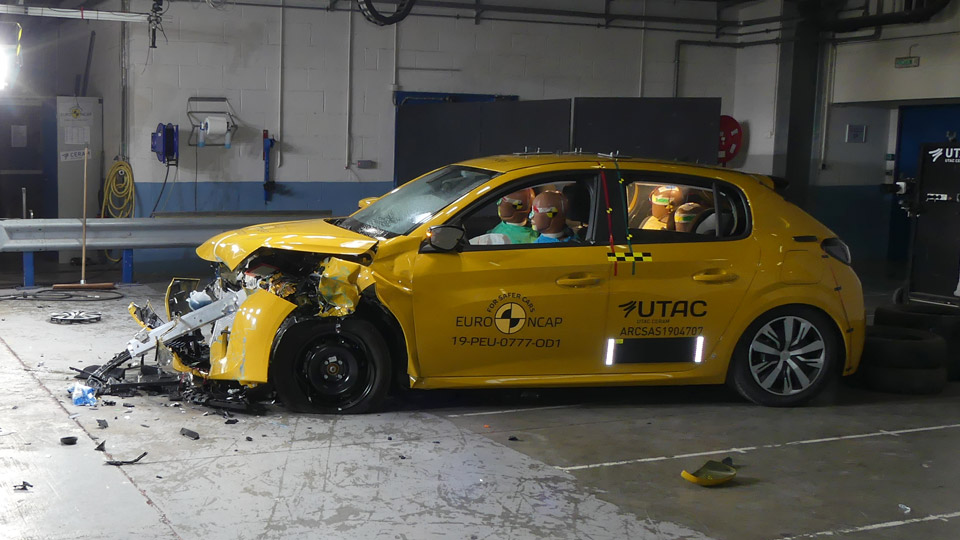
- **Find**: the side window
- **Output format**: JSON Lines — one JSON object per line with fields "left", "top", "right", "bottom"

{"left": 622, "top": 178, "right": 749, "bottom": 243}
{"left": 456, "top": 174, "right": 598, "bottom": 249}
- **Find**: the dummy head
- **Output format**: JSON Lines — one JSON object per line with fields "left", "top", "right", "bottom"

{"left": 497, "top": 188, "right": 535, "bottom": 224}
{"left": 530, "top": 190, "right": 568, "bottom": 234}
{"left": 674, "top": 202, "right": 707, "bottom": 233}
{"left": 650, "top": 185, "right": 684, "bottom": 220}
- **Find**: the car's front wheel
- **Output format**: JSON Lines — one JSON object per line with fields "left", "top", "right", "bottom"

{"left": 270, "top": 318, "right": 391, "bottom": 414}
{"left": 730, "top": 306, "right": 840, "bottom": 406}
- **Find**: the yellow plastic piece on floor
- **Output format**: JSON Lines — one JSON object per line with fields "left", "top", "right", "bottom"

{"left": 680, "top": 460, "right": 737, "bottom": 487}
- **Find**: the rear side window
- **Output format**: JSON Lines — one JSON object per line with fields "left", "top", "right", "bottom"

{"left": 613, "top": 175, "right": 750, "bottom": 243}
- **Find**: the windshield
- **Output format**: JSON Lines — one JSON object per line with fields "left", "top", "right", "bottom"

{"left": 339, "top": 166, "right": 497, "bottom": 237}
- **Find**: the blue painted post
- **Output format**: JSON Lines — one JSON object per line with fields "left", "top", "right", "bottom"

{"left": 22, "top": 252, "right": 34, "bottom": 288}
{"left": 121, "top": 249, "right": 134, "bottom": 284}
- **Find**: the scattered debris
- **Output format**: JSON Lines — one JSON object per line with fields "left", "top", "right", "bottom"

{"left": 122, "top": 403, "right": 135, "bottom": 408}
{"left": 433, "top": 441, "right": 440, "bottom": 444}
{"left": 102, "top": 400, "right": 116, "bottom": 406}
{"left": 180, "top": 428, "right": 200, "bottom": 440}
{"left": 68, "top": 414, "right": 80, "bottom": 420}
{"left": 483, "top": 424, "right": 490, "bottom": 429}
{"left": 60, "top": 436, "right": 78, "bottom": 445}
{"left": 156, "top": 475, "right": 163, "bottom": 479}
{"left": 899, "top": 504, "right": 912, "bottom": 514}
{"left": 399, "top": 455, "right": 407, "bottom": 460}
{"left": 140, "top": 424, "right": 150, "bottom": 428}
{"left": 387, "top": 436, "right": 392, "bottom": 441}
{"left": 96, "top": 419, "right": 108, "bottom": 429}
{"left": 67, "top": 383, "right": 97, "bottom": 406}
{"left": 94, "top": 441, "right": 106, "bottom": 452}
{"left": 681, "top": 459, "right": 737, "bottom": 487}
{"left": 50, "top": 310, "right": 101, "bottom": 324}
{"left": 11, "top": 405, "right": 17, "bottom": 410}
{"left": 225, "top": 419, "right": 239, "bottom": 425}
{"left": 105, "top": 452, "right": 148, "bottom": 466}
{"left": 246, "top": 436, "right": 253, "bottom": 441}
{"left": 13, "top": 481, "right": 33, "bottom": 491}
{"left": 508, "top": 436, "right": 520, "bottom": 442}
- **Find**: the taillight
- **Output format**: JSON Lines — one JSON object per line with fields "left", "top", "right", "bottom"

{"left": 821, "top": 237, "right": 851, "bottom": 265}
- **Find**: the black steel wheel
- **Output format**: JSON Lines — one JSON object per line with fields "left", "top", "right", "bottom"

{"left": 270, "top": 318, "right": 391, "bottom": 414}
{"left": 730, "top": 306, "right": 841, "bottom": 406}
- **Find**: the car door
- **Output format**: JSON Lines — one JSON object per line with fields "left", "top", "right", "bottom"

{"left": 411, "top": 171, "right": 613, "bottom": 378}
{"left": 600, "top": 169, "right": 761, "bottom": 372}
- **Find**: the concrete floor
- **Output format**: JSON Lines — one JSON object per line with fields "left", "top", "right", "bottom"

{"left": 1, "top": 280, "right": 958, "bottom": 540}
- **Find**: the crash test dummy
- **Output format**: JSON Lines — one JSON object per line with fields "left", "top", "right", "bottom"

{"left": 640, "top": 185, "right": 684, "bottom": 230}
{"left": 674, "top": 202, "right": 707, "bottom": 233}
{"left": 487, "top": 188, "right": 538, "bottom": 244}
{"left": 531, "top": 190, "right": 575, "bottom": 244}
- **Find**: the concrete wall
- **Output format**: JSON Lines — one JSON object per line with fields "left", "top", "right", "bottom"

{"left": 833, "top": 2, "right": 960, "bottom": 103}
{"left": 108, "top": 0, "right": 734, "bottom": 217}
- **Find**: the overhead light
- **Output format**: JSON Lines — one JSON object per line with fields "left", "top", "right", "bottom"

{"left": 0, "top": 6, "right": 150, "bottom": 23}
{"left": 0, "top": 22, "right": 21, "bottom": 91}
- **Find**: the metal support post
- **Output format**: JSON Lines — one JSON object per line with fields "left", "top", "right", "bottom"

{"left": 122, "top": 249, "right": 134, "bottom": 284}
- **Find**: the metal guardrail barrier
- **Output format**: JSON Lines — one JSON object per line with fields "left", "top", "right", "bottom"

{"left": 0, "top": 212, "right": 332, "bottom": 286}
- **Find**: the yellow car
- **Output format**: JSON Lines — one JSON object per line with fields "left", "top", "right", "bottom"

{"left": 155, "top": 154, "right": 864, "bottom": 413}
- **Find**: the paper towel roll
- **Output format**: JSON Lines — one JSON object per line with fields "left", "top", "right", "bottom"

{"left": 202, "top": 116, "right": 229, "bottom": 137}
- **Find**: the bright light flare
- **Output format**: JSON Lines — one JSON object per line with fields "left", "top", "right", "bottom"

{"left": 694, "top": 336, "right": 704, "bottom": 363}
{"left": 604, "top": 338, "right": 615, "bottom": 366}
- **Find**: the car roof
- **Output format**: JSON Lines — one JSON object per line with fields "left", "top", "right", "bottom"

{"left": 455, "top": 154, "right": 777, "bottom": 190}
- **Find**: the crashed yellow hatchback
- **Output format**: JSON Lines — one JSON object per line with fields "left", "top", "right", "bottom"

{"left": 120, "top": 154, "right": 865, "bottom": 413}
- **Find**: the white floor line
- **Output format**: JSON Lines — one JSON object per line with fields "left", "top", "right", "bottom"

{"left": 558, "top": 422, "right": 960, "bottom": 471}
{"left": 776, "top": 510, "right": 960, "bottom": 539}
{"left": 447, "top": 404, "right": 578, "bottom": 418}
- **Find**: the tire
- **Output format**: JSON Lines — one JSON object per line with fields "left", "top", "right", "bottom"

{"left": 269, "top": 318, "right": 391, "bottom": 414}
{"left": 860, "top": 364, "right": 948, "bottom": 395}
{"left": 861, "top": 325, "right": 946, "bottom": 369}
{"left": 730, "top": 306, "right": 840, "bottom": 407}
{"left": 874, "top": 303, "right": 960, "bottom": 379}
{"left": 892, "top": 287, "right": 905, "bottom": 305}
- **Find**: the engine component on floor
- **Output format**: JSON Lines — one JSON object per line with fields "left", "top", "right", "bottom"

{"left": 50, "top": 310, "right": 102, "bottom": 324}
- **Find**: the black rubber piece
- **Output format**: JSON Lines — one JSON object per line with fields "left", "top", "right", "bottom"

{"left": 270, "top": 318, "right": 391, "bottom": 414}
{"left": 874, "top": 303, "right": 960, "bottom": 379}
{"left": 860, "top": 364, "right": 948, "bottom": 395}
{"left": 729, "top": 305, "right": 841, "bottom": 407}
{"left": 861, "top": 325, "right": 946, "bottom": 369}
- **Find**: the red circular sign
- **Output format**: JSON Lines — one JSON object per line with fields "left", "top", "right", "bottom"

{"left": 718, "top": 115, "right": 743, "bottom": 164}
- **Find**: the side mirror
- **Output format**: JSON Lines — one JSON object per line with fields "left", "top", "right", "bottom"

{"left": 425, "top": 225, "right": 465, "bottom": 252}
{"left": 357, "top": 196, "right": 379, "bottom": 209}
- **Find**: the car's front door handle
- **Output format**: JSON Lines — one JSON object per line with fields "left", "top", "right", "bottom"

{"left": 556, "top": 274, "right": 603, "bottom": 288}
{"left": 693, "top": 269, "right": 739, "bottom": 283}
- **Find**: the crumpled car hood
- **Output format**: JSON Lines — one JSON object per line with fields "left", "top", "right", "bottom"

{"left": 196, "top": 219, "right": 378, "bottom": 270}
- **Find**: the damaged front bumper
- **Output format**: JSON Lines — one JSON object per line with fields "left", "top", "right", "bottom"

{"left": 96, "top": 256, "right": 372, "bottom": 392}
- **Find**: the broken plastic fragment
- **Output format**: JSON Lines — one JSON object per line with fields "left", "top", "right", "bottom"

{"left": 105, "top": 451, "right": 147, "bottom": 466}
{"left": 225, "top": 419, "right": 239, "bottom": 425}
{"left": 508, "top": 436, "right": 520, "bottom": 442}
{"left": 180, "top": 428, "right": 200, "bottom": 440}
{"left": 60, "top": 436, "right": 78, "bottom": 445}
{"left": 316, "top": 257, "right": 363, "bottom": 317}
{"left": 13, "top": 481, "right": 32, "bottom": 491}
{"left": 97, "top": 419, "right": 108, "bottom": 429}
{"left": 94, "top": 441, "right": 106, "bottom": 452}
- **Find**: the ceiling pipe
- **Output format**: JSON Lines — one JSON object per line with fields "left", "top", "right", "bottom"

{"left": 822, "top": 0, "right": 951, "bottom": 32}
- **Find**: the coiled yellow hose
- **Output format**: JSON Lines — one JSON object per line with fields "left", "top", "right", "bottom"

{"left": 101, "top": 160, "right": 135, "bottom": 262}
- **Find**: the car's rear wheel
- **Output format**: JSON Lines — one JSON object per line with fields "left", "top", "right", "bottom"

{"left": 270, "top": 318, "right": 391, "bottom": 414}
{"left": 730, "top": 306, "right": 840, "bottom": 407}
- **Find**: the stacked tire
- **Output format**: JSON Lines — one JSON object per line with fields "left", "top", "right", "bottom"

{"left": 857, "top": 302, "right": 960, "bottom": 395}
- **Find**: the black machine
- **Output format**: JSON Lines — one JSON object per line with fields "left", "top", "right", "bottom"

{"left": 902, "top": 142, "right": 960, "bottom": 306}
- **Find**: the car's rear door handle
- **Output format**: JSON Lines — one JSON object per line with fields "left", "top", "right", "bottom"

{"left": 693, "top": 269, "right": 739, "bottom": 283}
{"left": 556, "top": 274, "right": 603, "bottom": 288}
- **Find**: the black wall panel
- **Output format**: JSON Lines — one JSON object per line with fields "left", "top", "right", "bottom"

{"left": 572, "top": 97, "right": 720, "bottom": 165}
{"left": 395, "top": 99, "right": 570, "bottom": 184}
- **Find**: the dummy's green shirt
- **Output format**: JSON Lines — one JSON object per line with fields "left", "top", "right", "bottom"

{"left": 489, "top": 221, "right": 539, "bottom": 244}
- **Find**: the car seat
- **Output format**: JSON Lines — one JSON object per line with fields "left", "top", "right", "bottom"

{"left": 562, "top": 183, "right": 591, "bottom": 240}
